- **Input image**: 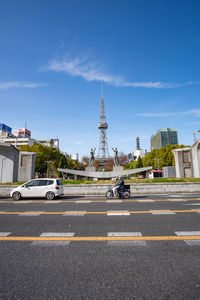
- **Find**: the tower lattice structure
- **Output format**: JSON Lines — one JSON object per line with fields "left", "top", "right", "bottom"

{"left": 97, "top": 98, "right": 109, "bottom": 160}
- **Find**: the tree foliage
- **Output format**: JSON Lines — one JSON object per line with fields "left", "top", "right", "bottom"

{"left": 124, "top": 144, "right": 188, "bottom": 170}
{"left": 143, "top": 144, "right": 187, "bottom": 169}
{"left": 18, "top": 144, "right": 84, "bottom": 176}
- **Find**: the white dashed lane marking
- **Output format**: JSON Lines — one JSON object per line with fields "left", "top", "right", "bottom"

{"left": 0, "top": 232, "right": 11, "bottom": 236}
{"left": 137, "top": 200, "right": 155, "bottom": 202}
{"left": 107, "top": 232, "right": 147, "bottom": 246}
{"left": 149, "top": 210, "right": 176, "bottom": 215}
{"left": 45, "top": 201, "right": 61, "bottom": 204}
{"left": 18, "top": 211, "right": 44, "bottom": 216}
{"left": 107, "top": 210, "right": 130, "bottom": 216}
{"left": 75, "top": 200, "right": 92, "bottom": 204}
{"left": 184, "top": 203, "right": 200, "bottom": 205}
{"left": 175, "top": 231, "right": 200, "bottom": 245}
{"left": 62, "top": 211, "right": 87, "bottom": 216}
{"left": 31, "top": 232, "right": 75, "bottom": 246}
{"left": 106, "top": 200, "right": 123, "bottom": 203}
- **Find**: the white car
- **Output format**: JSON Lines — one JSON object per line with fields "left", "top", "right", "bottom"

{"left": 10, "top": 178, "right": 64, "bottom": 201}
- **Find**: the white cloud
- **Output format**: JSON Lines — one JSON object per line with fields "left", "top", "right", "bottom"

{"left": 137, "top": 109, "right": 200, "bottom": 118}
{"left": 0, "top": 81, "right": 46, "bottom": 90}
{"left": 41, "top": 56, "right": 200, "bottom": 89}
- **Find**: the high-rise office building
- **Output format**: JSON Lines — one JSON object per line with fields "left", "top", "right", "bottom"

{"left": 151, "top": 128, "right": 178, "bottom": 150}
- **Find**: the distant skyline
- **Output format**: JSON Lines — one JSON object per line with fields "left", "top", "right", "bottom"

{"left": 1, "top": 0, "right": 200, "bottom": 158}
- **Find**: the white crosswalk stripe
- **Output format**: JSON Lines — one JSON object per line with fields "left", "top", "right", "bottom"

{"left": 107, "top": 232, "right": 147, "bottom": 246}
{"left": 175, "top": 231, "right": 200, "bottom": 245}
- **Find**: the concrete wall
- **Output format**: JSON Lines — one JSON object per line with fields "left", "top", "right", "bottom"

{"left": 18, "top": 152, "right": 37, "bottom": 181}
{"left": 163, "top": 166, "right": 176, "bottom": 178}
{"left": 0, "top": 145, "right": 19, "bottom": 183}
{"left": 1, "top": 182, "right": 200, "bottom": 197}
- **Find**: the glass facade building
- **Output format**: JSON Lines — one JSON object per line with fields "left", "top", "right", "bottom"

{"left": 151, "top": 128, "right": 178, "bottom": 149}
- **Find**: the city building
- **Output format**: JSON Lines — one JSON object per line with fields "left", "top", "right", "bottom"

{"left": 129, "top": 136, "right": 149, "bottom": 161}
{"left": 0, "top": 123, "right": 12, "bottom": 137}
{"left": 151, "top": 128, "right": 178, "bottom": 150}
{"left": 70, "top": 153, "right": 79, "bottom": 161}
{"left": 0, "top": 123, "right": 59, "bottom": 149}
{"left": 12, "top": 128, "right": 31, "bottom": 138}
{"left": 0, "top": 137, "right": 41, "bottom": 147}
{"left": 38, "top": 138, "right": 59, "bottom": 149}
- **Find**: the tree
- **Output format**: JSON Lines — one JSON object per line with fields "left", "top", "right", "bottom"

{"left": 18, "top": 143, "right": 84, "bottom": 177}
{"left": 136, "top": 156, "right": 143, "bottom": 168}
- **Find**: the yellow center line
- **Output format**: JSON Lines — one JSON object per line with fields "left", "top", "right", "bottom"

{"left": 0, "top": 209, "right": 200, "bottom": 215}
{"left": 0, "top": 198, "right": 200, "bottom": 204}
{"left": 0, "top": 235, "right": 200, "bottom": 241}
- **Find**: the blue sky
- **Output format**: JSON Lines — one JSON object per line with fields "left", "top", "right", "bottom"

{"left": 1, "top": 0, "right": 200, "bottom": 159}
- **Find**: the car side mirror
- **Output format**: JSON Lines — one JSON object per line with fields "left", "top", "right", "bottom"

{"left": 23, "top": 184, "right": 27, "bottom": 188}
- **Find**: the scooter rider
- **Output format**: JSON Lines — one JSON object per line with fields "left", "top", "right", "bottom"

{"left": 114, "top": 176, "right": 124, "bottom": 197}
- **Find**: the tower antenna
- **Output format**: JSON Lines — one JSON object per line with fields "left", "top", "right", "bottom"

{"left": 97, "top": 86, "right": 109, "bottom": 163}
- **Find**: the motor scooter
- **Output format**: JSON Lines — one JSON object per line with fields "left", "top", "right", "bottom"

{"left": 105, "top": 184, "right": 130, "bottom": 199}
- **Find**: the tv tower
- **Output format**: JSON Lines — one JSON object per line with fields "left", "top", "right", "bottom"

{"left": 97, "top": 85, "right": 109, "bottom": 160}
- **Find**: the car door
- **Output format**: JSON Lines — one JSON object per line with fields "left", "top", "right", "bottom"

{"left": 21, "top": 180, "right": 40, "bottom": 197}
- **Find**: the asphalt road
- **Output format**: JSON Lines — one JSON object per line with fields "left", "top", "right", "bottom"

{"left": 1, "top": 193, "right": 200, "bottom": 299}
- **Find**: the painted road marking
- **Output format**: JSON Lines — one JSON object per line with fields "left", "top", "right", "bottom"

{"left": 106, "top": 200, "right": 123, "bottom": 203}
{"left": 1, "top": 198, "right": 200, "bottom": 204}
{"left": 0, "top": 232, "right": 11, "bottom": 236}
{"left": 0, "top": 209, "right": 200, "bottom": 215}
{"left": 169, "top": 199, "right": 186, "bottom": 202}
{"left": 175, "top": 231, "right": 200, "bottom": 245}
{"left": 45, "top": 201, "right": 61, "bottom": 203}
{"left": 13, "top": 201, "right": 33, "bottom": 203}
{"left": 31, "top": 232, "right": 75, "bottom": 246}
{"left": 1, "top": 235, "right": 200, "bottom": 242}
{"left": 150, "top": 210, "right": 176, "bottom": 215}
{"left": 107, "top": 232, "right": 147, "bottom": 246}
{"left": 75, "top": 200, "right": 92, "bottom": 203}
{"left": 18, "top": 211, "right": 44, "bottom": 216}
{"left": 137, "top": 200, "right": 155, "bottom": 202}
{"left": 107, "top": 210, "right": 130, "bottom": 216}
{"left": 184, "top": 203, "right": 200, "bottom": 205}
{"left": 62, "top": 211, "right": 87, "bottom": 216}
{"left": 31, "top": 241, "right": 72, "bottom": 246}
{"left": 40, "top": 232, "right": 75, "bottom": 237}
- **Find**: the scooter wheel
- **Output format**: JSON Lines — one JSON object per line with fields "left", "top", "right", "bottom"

{"left": 122, "top": 191, "right": 130, "bottom": 199}
{"left": 106, "top": 191, "right": 113, "bottom": 199}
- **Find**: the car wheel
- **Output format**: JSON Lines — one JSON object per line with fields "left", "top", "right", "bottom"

{"left": 105, "top": 191, "right": 113, "bottom": 199}
{"left": 12, "top": 192, "right": 21, "bottom": 201}
{"left": 46, "top": 191, "right": 55, "bottom": 200}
